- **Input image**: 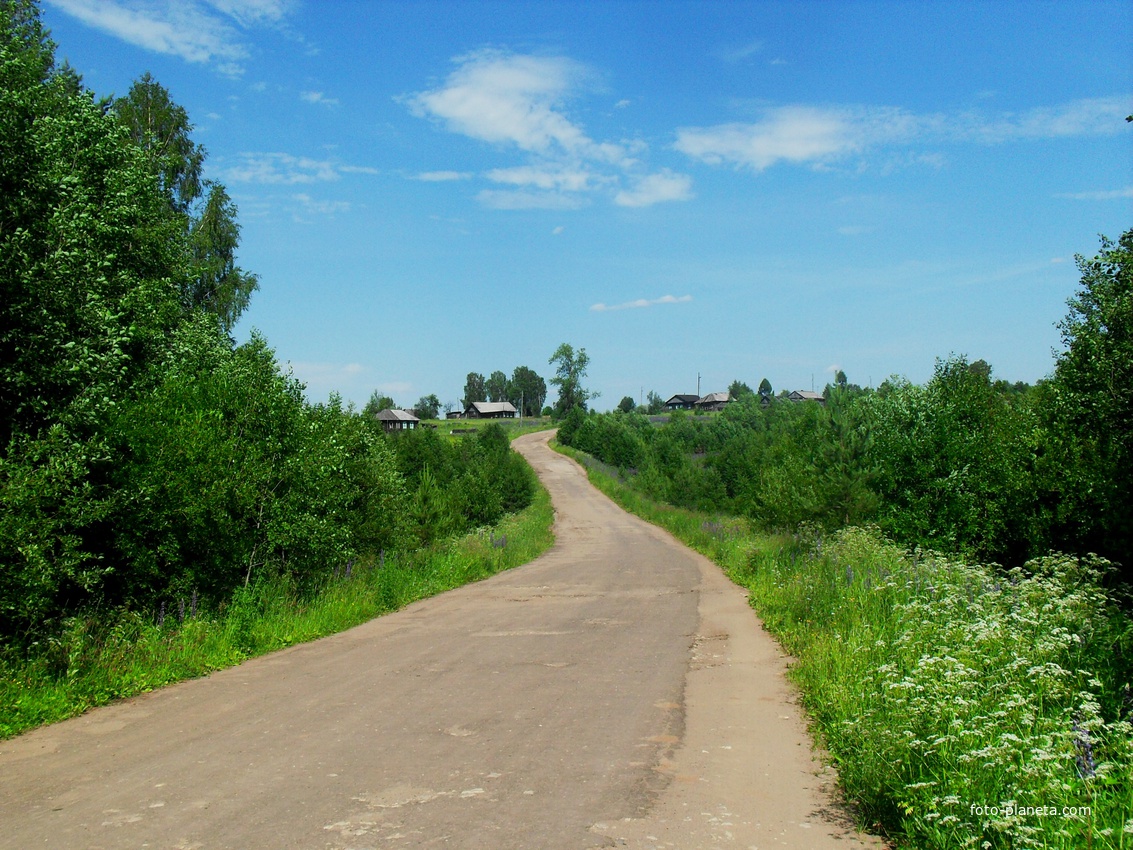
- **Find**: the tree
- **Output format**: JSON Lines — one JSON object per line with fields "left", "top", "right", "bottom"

{"left": 113, "top": 74, "right": 257, "bottom": 333}
{"left": 1049, "top": 229, "right": 1133, "bottom": 569}
{"left": 486, "top": 370, "right": 509, "bottom": 402}
{"left": 462, "top": 372, "right": 486, "bottom": 409}
{"left": 509, "top": 366, "right": 547, "bottom": 416}
{"left": 645, "top": 390, "right": 665, "bottom": 415}
{"left": 758, "top": 378, "right": 773, "bottom": 398}
{"left": 414, "top": 394, "right": 440, "bottom": 420}
{"left": 548, "top": 343, "right": 597, "bottom": 417}
{"left": 728, "top": 380, "right": 754, "bottom": 400}
{"left": 617, "top": 395, "right": 636, "bottom": 413}
{"left": 363, "top": 392, "right": 395, "bottom": 416}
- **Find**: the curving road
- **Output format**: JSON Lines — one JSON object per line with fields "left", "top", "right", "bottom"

{"left": 0, "top": 430, "right": 879, "bottom": 849}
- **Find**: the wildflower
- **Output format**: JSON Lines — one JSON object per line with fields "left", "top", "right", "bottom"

{"left": 1072, "top": 717, "right": 1096, "bottom": 779}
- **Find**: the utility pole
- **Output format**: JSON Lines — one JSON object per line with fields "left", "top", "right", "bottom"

{"left": 697, "top": 372, "right": 701, "bottom": 397}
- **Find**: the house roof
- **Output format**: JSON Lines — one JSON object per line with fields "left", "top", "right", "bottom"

{"left": 789, "top": 390, "right": 825, "bottom": 402}
{"left": 468, "top": 401, "right": 517, "bottom": 415}
{"left": 664, "top": 394, "right": 700, "bottom": 405}
{"left": 376, "top": 408, "right": 420, "bottom": 422}
{"left": 696, "top": 392, "right": 730, "bottom": 405}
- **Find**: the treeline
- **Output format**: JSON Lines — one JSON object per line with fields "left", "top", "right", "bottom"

{"left": 0, "top": 3, "right": 536, "bottom": 649}
{"left": 560, "top": 229, "right": 1133, "bottom": 578}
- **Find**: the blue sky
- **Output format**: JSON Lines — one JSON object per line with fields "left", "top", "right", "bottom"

{"left": 42, "top": 0, "right": 1132, "bottom": 410}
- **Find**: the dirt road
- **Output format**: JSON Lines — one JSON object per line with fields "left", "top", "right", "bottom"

{"left": 0, "top": 430, "right": 879, "bottom": 849}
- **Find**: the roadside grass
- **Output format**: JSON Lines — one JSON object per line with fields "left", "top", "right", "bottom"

{"left": 554, "top": 441, "right": 1133, "bottom": 849}
{"left": 0, "top": 482, "right": 553, "bottom": 740}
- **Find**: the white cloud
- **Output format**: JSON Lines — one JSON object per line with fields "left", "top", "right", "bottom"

{"left": 614, "top": 170, "right": 694, "bottom": 207}
{"left": 476, "top": 189, "right": 589, "bottom": 210}
{"left": 675, "top": 97, "right": 1131, "bottom": 172}
{"left": 291, "top": 193, "right": 351, "bottom": 216}
{"left": 205, "top": 0, "right": 292, "bottom": 27}
{"left": 552, "top": 226, "right": 565, "bottom": 235}
{"left": 406, "top": 50, "right": 689, "bottom": 210}
{"left": 486, "top": 165, "right": 600, "bottom": 192}
{"left": 47, "top": 0, "right": 298, "bottom": 74}
{"left": 1055, "top": 186, "right": 1133, "bottom": 201}
{"left": 416, "top": 170, "right": 473, "bottom": 182}
{"left": 301, "top": 91, "right": 339, "bottom": 107}
{"left": 48, "top": 0, "right": 246, "bottom": 70}
{"left": 406, "top": 50, "right": 600, "bottom": 156}
{"left": 590, "top": 294, "right": 693, "bottom": 312}
{"left": 221, "top": 152, "right": 378, "bottom": 184}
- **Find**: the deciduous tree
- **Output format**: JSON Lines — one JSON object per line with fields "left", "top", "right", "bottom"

{"left": 462, "top": 373, "right": 486, "bottom": 409}
{"left": 549, "top": 343, "right": 597, "bottom": 417}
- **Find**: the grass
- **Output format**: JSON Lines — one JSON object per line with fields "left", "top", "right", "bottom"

{"left": 555, "top": 440, "right": 1133, "bottom": 849}
{"left": 429, "top": 416, "right": 555, "bottom": 439}
{"left": 0, "top": 481, "right": 554, "bottom": 740}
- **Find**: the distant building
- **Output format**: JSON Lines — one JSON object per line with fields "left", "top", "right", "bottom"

{"left": 465, "top": 401, "right": 517, "bottom": 419}
{"left": 695, "top": 392, "right": 731, "bottom": 412}
{"left": 788, "top": 390, "right": 826, "bottom": 404}
{"left": 663, "top": 394, "right": 700, "bottom": 411}
{"left": 376, "top": 408, "right": 420, "bottom": 432}
{"left": 446, "top": 409, "right": 464, "bottom": 419}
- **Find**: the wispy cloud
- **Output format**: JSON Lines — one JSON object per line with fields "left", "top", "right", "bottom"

{"left": 291, "top": 193, "right": 351, "bottom": 216}
{"left": 1055, "top": 186, "right": 1133, "bottom": 201}
{"left": 406, "top": 50, "right": 693, "bottom": 209}
{"left": 675, "top": 97, "right": 1131, "bottom": 172}
{"left": 416, "top": 170, "right": 473, "bottom": 182}
{"left": 717, "top": 39, "right": 763, "bottom": 63}
{"left": 300, "top": 90, "right": 339, "bottom": 107}
{"left": 46, "top": 0, "right": 296, "bottom": 75}
{"left": 476, "top": 189, "right": 589, "bottom": 211}
{"left": 220, "top": 152, "right": 378, "bottom": 184}
{"left": 614, "top": 170, "right": 693, "bottom": 207}
{"left": 590, "top": 294, "right": 693, "bottom": 312}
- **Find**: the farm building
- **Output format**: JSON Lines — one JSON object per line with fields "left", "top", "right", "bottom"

{"left": 376, "top": 409, "right": 420, "bottom": 432}
{"left": 788, "top": 390, "right": 826, "bottom": 404}
{"left": 695, "top": 392, "right": 731, "bottom": 412}
{"left": 464, "top": 401, "right": 518, "bottom": 419}
{"left": 663, "top": 394, "right": 700, "bottom": 411}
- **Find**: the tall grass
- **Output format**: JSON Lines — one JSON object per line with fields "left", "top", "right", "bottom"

{"left": 556, "top": 441, "right": 1133, "bottom": 849}
{"left": 0, "top": 484, "right": 553, "bottom": 740}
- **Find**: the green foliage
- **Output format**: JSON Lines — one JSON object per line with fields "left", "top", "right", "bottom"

{"left": 414, "top": 393, "right": 441, "bottom": 420}
{"left": 866, "top": 357, "right": 1041, "bottom": 563}
{"left": 113, "top": 73, "right": 257, "bottom": 333}
{"left": 617, "top": 395, "right": 636, "bottom": 413}
{"left": 510, "top": 365, "right": 547, "bottom": 416}
{"left": 548, "top": 342, "right": 597, "bottom": 417}
{"left": 1048, "top": 230, "right": 1133, "bottom": 570}
{"left": 363, "top": 391, "right": 395, "bottom": 416}
{"left": 462, "top": 371, "right": 486, "bottom": 409}
{"left": 487, "top": 369, "right": 508, "bottom": 402}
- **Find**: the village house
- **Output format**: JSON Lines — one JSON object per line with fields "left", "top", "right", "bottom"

{"left": 464, "top": 401, "right": 518, "bottom": 419}
{"left": 375, "top": 408, "right": 420, "bottom": 432}
{"left": 663, "top": 394, "right": 700, "bottom": 411}
{"left": 694, "top": 392, "right": 731, "bottom": 412}
{"left": 788, "top": 390, "right": 826, "bottom": 404}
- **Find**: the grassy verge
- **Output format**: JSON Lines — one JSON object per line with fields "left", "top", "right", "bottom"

{"left": 555, "top": 442, "right": 1133, "bottom": 849}
{"left": 0, "top": 482, "right": 554, "bottom": 740}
